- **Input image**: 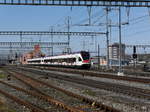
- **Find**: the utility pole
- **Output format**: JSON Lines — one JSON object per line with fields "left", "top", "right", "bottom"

{"left": 9, "top": 42, "right": 12, "bottom": 62}
{"left": 87, "top": 6, "right": 92, "bottom": 25}
{"left": 118, "top": 7, "right": 123, "bottom": 75}
{"left": 98, "top": 44, "right": 100, "bottom": 69}
{"left": 51, "top": 26, "right": 54, "bottom": 56}
{"left": 67, "top": 16, "right": 70, "bottom": 53}
{"left": 20, "top": 31, "right": 22, "bottom": 58}
{"left": 106, "top": 7, "right": 110, "bottom": 69}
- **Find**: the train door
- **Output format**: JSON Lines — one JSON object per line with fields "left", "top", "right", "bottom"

{"left": 41, "top": 59, "right": 44, "bottom": 65}
{"left": 77, "top": 56, "right": 82, "bottom": 66}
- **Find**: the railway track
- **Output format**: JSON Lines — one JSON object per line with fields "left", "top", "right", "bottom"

{"left": 2, "top": 67, "right": 120, "bottom": 112}
{"left": 0, "top": 88, "right": 48, "bottom": 112}
{"left": 0, "top": 80, "right": 83, "bottom": 112}
{"left": 27, "top": 66, "right": 150, "bottom": 84}
{"left": 15, "top": 66, "right": 150, "bottom": 100}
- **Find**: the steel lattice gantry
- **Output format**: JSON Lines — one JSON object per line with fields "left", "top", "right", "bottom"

{"left": 126, "top": 45, "right": 150, "bottom": 48}
{"left": 0, "top": 42, "right": 68, "bottom": 50}
{"left": 0, "top": 31, "right": 105, "bottom": 36}
{"left": 0, "top": 0, "right": 150, "bottom": 7}
{"left": 0, "top": 46, "right": 53, "bottom": 49}
{"left": 0, "top": 42, "right": 68, "bottom": 47}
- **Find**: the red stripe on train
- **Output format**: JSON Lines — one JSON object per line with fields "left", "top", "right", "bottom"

{"left": 83, "top": 60, "right": 90, "bottom": 63}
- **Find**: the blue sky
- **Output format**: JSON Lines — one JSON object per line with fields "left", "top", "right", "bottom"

{"left": 0, "top": 5, "right": 150, "bottom": 55}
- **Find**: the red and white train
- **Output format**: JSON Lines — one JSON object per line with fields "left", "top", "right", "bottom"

{"left": 27, "top": 51, "right": 91, "bottom": 69}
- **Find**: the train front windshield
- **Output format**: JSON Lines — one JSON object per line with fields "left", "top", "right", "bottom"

{"left": 81, "top": 52, "right": 90, "bottom": 60}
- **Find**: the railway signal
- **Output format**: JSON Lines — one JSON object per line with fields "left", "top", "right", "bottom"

{"left": 132, "top": 46, "right": 137, "bottom": 59}
{"left": 132, "top": 46, "right": 137, "bottom": 68}
{"left": 132, "top": 53, "right": 137, "bottom": 59}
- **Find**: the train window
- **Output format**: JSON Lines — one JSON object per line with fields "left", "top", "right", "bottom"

{"left": 70, "top": 58, "right": 72, "bottom": 63}
{"left": 62, "top": 58, "right": 66, "bottom": 62}
{"left": 54, "top": 59, "right": 56, "bottom": 63}
{"left": 81, "top": 51, "right": 90, "bottom": 60}
{"left": 68, "top": 58, "right": 70, "bottom": 63}
{"left": 70, "top": 58, "right": 74, "bottom": 63}
{"left": 64, "top": 58, "right": 67, "bottom": 62}
{"left": 73, "top": 58, "right": 76, "bottom": 62}
{"left": 30, "top": 60, "right": 40, "bottom": 63}
{"left": 78, "top": 57, "right": 82, "bottom": 61}
{"left": 58, "top": 59, "right": 62, "bottom": 63}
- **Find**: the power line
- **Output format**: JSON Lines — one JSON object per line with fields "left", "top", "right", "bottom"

{"left": 124, "top": 27, "right": 150, "bottom": 37}
{"left": 58, "top": 8, "right": 105, "bottom": 30}
{"left": 129, "top": 14, "right": 149, "bottom": 22}
{"left": 76, "top": 8, "right": 104, "bottom": 25}
{"left": 54, "top": 7, "right": 88, "bottom": 30}
{"left": 93, "top": 13, "right": 106, "bottom": 25}
{"left": 110, "top": 14, "right": 150, "bottom": 33}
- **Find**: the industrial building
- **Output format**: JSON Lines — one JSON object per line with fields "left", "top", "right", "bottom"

{"left": 109, "top": 43, "right": 125, "bottom": 60}
{"left": 108, "top": 43, "right": 127, "bottom": 66}
{"left": 20, "top": 45, "right": 45, "bottom": 64}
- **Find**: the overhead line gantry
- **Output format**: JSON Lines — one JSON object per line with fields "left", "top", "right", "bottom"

{"left": 0, "top": 46, "right": 53, "bottom": 49}
{"left": 0, "top": 31, "right": 105, "bottom": 36}
{"left": 0, "top": 42, "right": 68, "bottom": 47}
{"left": 126, "top": 45, "right": 150, "bottom": 48}
{"left": 0, "top": 0, "right": 150, "bottom": 7}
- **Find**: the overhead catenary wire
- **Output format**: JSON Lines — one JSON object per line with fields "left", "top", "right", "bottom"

{"left": 110, "top": 14, "right": 150, "bottom": 33}
{"left": 54, "top": 7, "right": 88, "bottom": 30}
{"left": 125, "top": 27, "right": 150, "bottom": 37}
{"left": 56, "top": 7, "right": 105, "bottom": 31}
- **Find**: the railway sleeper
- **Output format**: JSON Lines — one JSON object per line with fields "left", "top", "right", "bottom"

{"left": 5, "top": 71, "right": 86, "bottom": 112}
{"left": 5, "top": 68, "right": 120, "bottom": 112}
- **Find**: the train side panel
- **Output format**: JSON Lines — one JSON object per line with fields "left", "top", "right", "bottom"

{"left": 27, "top": 51, "right": 91, "bottom": 69}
